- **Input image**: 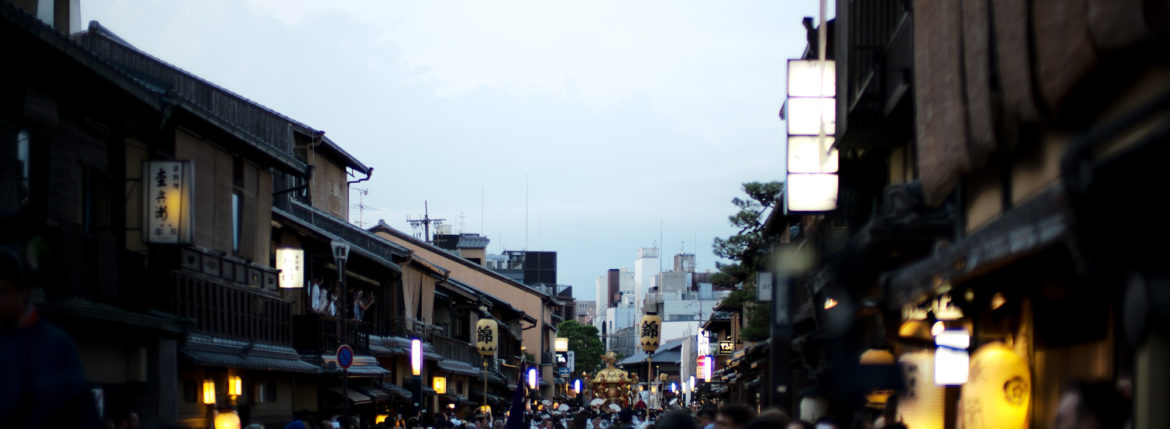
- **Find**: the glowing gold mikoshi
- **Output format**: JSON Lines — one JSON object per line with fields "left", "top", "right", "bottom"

{"left": 640, "top": 313, "right": 661, "bottom": 353}
{"left": 960, "top": 342, "right": 1030, "bottom": 429}
{"left": 476, "top": 318, "right": 498, "bottom": 357}
{"left": 899, "top": 351, "right": 945, "bottom": 429}
{"left": 589, "top": 351, "right": 637, "bottom": 407}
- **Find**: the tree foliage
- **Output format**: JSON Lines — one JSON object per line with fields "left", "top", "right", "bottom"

{"left": 712, "top": 181, "right": 783, "bottom": 341}
{"left": 556, "top": 320, "right": 606, "bottom": 379}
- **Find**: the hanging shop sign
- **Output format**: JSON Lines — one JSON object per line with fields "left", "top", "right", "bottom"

{"left": 718, "top": 341, "right": 734, "bottom": 355}
{"left": 276, "top": 248, "right": 304, "bottom": 288}
{"left": 142, "top": 161, "right": 193, "bottom": 244}
{"left": 785, "top": 59, "right": 838, "bottom": 213}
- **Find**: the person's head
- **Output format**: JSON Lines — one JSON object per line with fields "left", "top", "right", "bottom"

{"left": 654, "top": 410, "right": 697, "bottom": 429}
{"left": 744, "top": 408, "right": 789, "bottom": 429}
{"left": 812, "top": 417, "right": 839, "bottom": 429}
{"left": 0, "top": 246, "right": 30, "bottom": 328}
{"left": 696, "top": 407, "right": 717, "bottom": 426}
{"left": 1054, "top": 380, "right": 1129, "bottom": 429}
{"left": 716, "top": 404, "right": 754, "bottom": 429}
{"left": 618, "top": 408, "right": 634, "bottom": 424}
{"left": 114, "top": 410, "right": 140, "bottom": 429}
{"left": 493, "top": 420, "right": 504, "bottom": 429}
{"left": 785, "top": 421, "right": 814, "bottom": 429}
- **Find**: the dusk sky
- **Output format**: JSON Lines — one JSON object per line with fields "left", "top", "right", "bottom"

{"left": 80, "top": 1, "right": 826, "bottom": 300}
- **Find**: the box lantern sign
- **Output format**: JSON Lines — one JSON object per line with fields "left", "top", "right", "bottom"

{"left": 640, "top": 313, "right": 661, "bottom": 353}
{"left": 142, "top": 161, "right": 193, "bottom": 244}
{"left": 697, "top": 329, "right": 710, "bottom": 356}
{"left": 785, "top": 59, "right": 838, "bottom": 213}
{"left": 276, "top": 248, "right": 304, "bottom": 288}
{"left": 718, "top": 341, "right": 734, "bottom": 355}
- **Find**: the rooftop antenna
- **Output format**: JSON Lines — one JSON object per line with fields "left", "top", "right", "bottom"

{"left": 406, "top": 201, "right": 445, "bottom": 243}
{"left": 352, "top": 187, "right": 368, "bottom": 228}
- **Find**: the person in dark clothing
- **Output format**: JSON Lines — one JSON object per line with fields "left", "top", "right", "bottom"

{"left": 0, "top": 244, "right": 100, "bottom": 428}
{"left": 1053, "top": 380, "right": 1130, "bottom": 429}
{"left": 654, "top": 410, "right": 697, "bottom": 429}
{"left": 716, "top": 404, "right": 754, "bottom": 429}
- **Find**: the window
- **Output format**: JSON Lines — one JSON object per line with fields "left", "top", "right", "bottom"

{"left": 17, "top": 130, "right": 29, "bottom": 205}
{"left": 232, "top": 192, "right": 241, "bottom": 253}
{"left": 255, "top": 382, "right": 277, "bottom": 403}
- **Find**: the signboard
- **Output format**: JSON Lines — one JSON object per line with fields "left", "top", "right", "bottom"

{"left": 337, "top": 345, "right": 354, "bottom": 370}
{"left": 718, "top": 341, "right": 734, "bottom": 355}
{"left": 697, "top": 330, "right": 710, "bottom": 355}
{"left": 785, "top": 59, "right": 838, "bottom": 213}
{"left": 142, "top": 161, "right": 192, "bottom": 244}
{"left": 567, "top": 351, "right": 575, "bottom": 372}
{"left": 558, "top": 367, "right": 570, "bottom": 378}
{"left": 276, "top": 248, "right": 304, "bottom": 288}
{"left": 757, "top": 272, "right": 773, "bottom": 301}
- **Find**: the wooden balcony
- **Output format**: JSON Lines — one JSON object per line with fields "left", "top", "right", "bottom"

{"left": 293, "top": 314, "right": 371, "bottom": 354}
{"left": 167, "top": 268, "right": 291, "bottom": 345}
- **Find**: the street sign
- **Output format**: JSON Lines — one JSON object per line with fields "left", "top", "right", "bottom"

{"left": 558, "top": 367, "right": 570, "bottom": 378}
{"left": 337, "top": 345, "right": 354, "bottom": 370}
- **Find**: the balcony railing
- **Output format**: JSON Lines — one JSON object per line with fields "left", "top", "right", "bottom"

{"left": 432, "top": 334, "right": 479, "bottom": 367}
{"left": 293, "top": 314, "right": 370, "bottom": 354}
{"left": 168, "top": 269, "right": 291, "bottom": 345}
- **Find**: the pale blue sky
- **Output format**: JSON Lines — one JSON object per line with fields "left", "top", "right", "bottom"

{"left": 80, "top": 0, "right": 823, "bottom": 300}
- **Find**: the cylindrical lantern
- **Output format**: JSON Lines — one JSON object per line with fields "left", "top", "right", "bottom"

{"left": 476, "top": 318, "right": 498, "bottom": 357}
{"left": 960, "top": 343, "right": 1030, "bottom": 429}
{"left": 411, "top": 338, "right": 423, "bottom": 376}
{"left": 433, "top": 376, "right": 447, "bottom": 394}
{"left": 899, "top": 350, "right": 945, "bottom": 429}
{"left": 527, "top": 367, "right": 538, "bottom": 390}
{"left": 202, "top": 380, "right": 216, "bottom": 405}
{"left": 213, "top": 410, "right": 241, "bottom": 429}
{"left": 228, "top": 375, "right": 242, "bottom": 397}
{"left": 640, "top": 313, "right": 661, "bottom": 353}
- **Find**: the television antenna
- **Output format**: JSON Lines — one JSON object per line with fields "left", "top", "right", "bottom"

{"left": 352, "top": 187, "right": 368, "bottom": 228}
{"left": 406, "top": 201, "right": 445, "bottom": 243}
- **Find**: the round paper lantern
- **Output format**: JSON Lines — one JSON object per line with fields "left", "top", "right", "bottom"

{"left": 640, "top": 313, "right": 661, "bottom": 353}
{"left": 899, "top": 350, "right": 945, "bottom": 429}
{"left": 960, "top": 342, "right": 1030, "bottom": 429}
{"left": 476, "top": 318, "right": 498, "bottom": 357}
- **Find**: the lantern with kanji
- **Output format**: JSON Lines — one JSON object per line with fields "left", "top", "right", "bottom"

{"left": 476, "top": 318, "right": 498, "bottom": 357}
{"left": 640, "top": 313, "right": 661, "bottom": 353}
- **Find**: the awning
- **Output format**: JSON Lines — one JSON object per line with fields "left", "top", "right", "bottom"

{"left": 438, "top": 359, "right": 485, "bottom": 377}
{"left": 382, "top": 384, "right": 412, "bottom": 400}
{"left": 180, "top": 334, "right": 320, "bottom": 374}
{"left": 321, "top": 354, "right": 390, "bottom": 377}
{"left": 884, "top": 185, "right": 1070, "bottom": 309}
{"left": 469, "top": 389, "right": 508, "bottom": 406}
{"left": 356, "top": 385, "right": 390, "bottom": 403}
{"left": 329, "top": 387, "right": 372, "bottom": 405}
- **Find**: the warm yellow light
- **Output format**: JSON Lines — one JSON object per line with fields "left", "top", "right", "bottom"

{"left": 651, "top": 385, "right": 657, "bottom": 394}
{"left": 202, "top": 380, "right": 216, "bottom": 405}
{"left": 899, "top": 351, "right": 944, "bottom": 429}
{"left": 823, "top": 297, "right": 838, "bottom": 310}
{"left": 213, "top": 410, "right": 241, "bottom": 429}
{"left": 480, "top": 405, "right": 492, "bottom": 414}
{"left": 228, "top": 375, "right": 242, "bottom": 397}
{"left": 433, "top": 376, "right": 447, "bottom": 395}
{"left": 448, "top": 403, "right": 456, "bottom": 410}
{"left": 990, "top": 292, "right": 1006, "bottom": 310}
{"left": 931, "top": 321, "right": 946, "bottom": 337}
{"left": 375, "top": 415, "right": 389, "bottom": 424}
{"left": 555, "top": 337, "right": 569, "bottom": 352}
{"left": 960, "top": 343, "right": 1030, "bottom": 429}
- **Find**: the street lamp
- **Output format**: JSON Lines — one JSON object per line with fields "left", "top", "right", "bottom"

{"left": 476, "top": 313, "right": 498, "bottom": 418}
{"left": 411, "top": 338, "right": 424, "bottom": 414}
{"left": 640, "top": 312, "right": 661, "bottom": 401}
{"left": 527, "top": 367, "right": 538, "bottom": 390}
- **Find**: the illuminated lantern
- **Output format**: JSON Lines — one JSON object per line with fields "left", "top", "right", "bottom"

{"left": 640, "top": 313, "right": 661, "bottom": 353}
{"left": 899, "top": 351, "right": 945, "bottom": 429}
{"left": 934, "top": 330, "right": 970, "bottom": 385}
{"left": 433, "top": 376, "right": 447, "bottom": 395}
{"left": 202, "top": 380, "right": 216, "bottom": 405}
{"left": 411, "top": 338, "right": 423, "bottom": 376}
{"left": 228, "top": 375, "right": 242, "bottom": 397}
{"left": 476, "top": 318, "right": 499, "bottom": 357}
{"left": 859, "top": 349, "right": 895, "bottom": 409}
{"left": 960, "top": 343, "right": 1030, "bottom": 429}
{"left": 527, "top": 367, "right": 538, "bottom": 390}
{"left": 213, "top": 410, "right": 241, "bottom": 429}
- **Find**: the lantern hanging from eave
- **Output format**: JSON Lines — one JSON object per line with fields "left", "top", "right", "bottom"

{"left": 899, "top": 351, "right": 945, "bottom": 429}
{"left": 640, "top": 313, "right": 661, "bottom": 353}
{"left": 476, "top": 318, "right": 498, "bottom": 357}
{"left": 960, "top": 342, "right": 1030, "bottom": 429}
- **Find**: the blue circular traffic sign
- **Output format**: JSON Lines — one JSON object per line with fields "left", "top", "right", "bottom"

{"left": 337, "top": 345, "right": 354, "bottom": 370}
